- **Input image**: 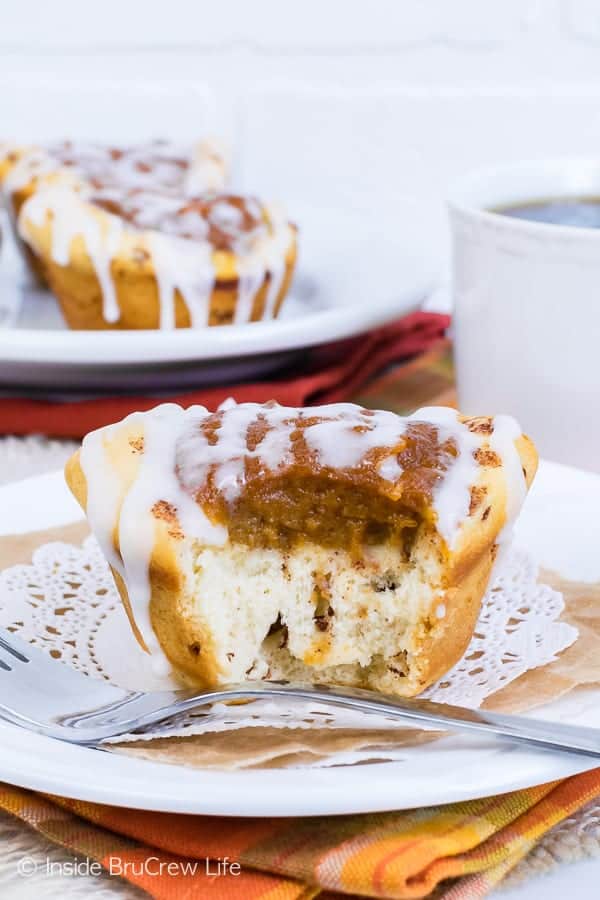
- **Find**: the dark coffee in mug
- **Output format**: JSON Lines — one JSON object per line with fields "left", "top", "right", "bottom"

{"left": 492, "top": 196, "right": 600, "bottom": 228}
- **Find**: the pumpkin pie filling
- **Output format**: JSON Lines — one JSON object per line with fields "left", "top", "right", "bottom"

{"left": 186, "top": 417, "right": 458, "bottom": 555}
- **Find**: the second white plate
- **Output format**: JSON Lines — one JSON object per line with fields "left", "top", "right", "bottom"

{"left": 0, "top": 207, "right": 438, "bottom": 390}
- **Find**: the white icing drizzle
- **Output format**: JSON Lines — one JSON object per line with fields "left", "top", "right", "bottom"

{"left": 117, "top": 407, "right": 225, "bottom": 666}
{"left": 235, "top": 203, "right": 292, "bottom": 323}
{"left": 86, "top": 216, "right": 123, "bottom": 324}
{"left": 78, "top": 401, "right": 528, "bottom": 664}
{"left": 224, "top": 202, "right": 293, "bottom": 326}
{"left": 79, "top": 426, "right": 126, "bottom": 575}
{"left": 489, "top": 413, "right": 527, "bottom": 545}
{"left": 410, "top": 406, "right": 482, "bottom": 548}
{"left": 233, "top": 252, "right": 266, "bottom": 324}
{"left": 3, "top": 140, "right": 225, "bottom": 197}
{"left": 146, "top": 232, "right": 214, "bottom": 330}
{"left": 176, "top": 402, "right": 294, "bottom": 501}
{"left": 263, "top": 258, "right": 286, "bottom": 320}
{"left": 146, "top": 235, "right": 174, "bottom": 330}
{"left": 80, "top": 404, "right": 226, "bottom": 672}
{"left": 301, "top": 406, "right": 405, "bottom": 470}
{"left": 19, "top": 186, "right": 124, "bottom": 324}
{"left": 175, "top": 402, "right": 405, "bottom": 502}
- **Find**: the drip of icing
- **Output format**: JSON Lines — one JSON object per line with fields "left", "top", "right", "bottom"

{"left": 262, "top": 258, "right": 286, "bottom": 320}
{"left": 411, "top": 407, "right": 481, "bottom": 548}
{"left": 235, "top": 208, "right": 295, "bottom": 324}
{"left": 79, "top": 401, "right": 528, "bottom": 665}
{"left": 410, "top": 407, "right": 526, "bottom": 551}
{"left": 260, "top": 204, "right": 294, "bottom": 320}
{"left": 80, "top": 404, "right": 226, "bottom": 673}
{"left": 234, "top": 203, "right": 294, "bottom": 323}
{"left": 86, "top": 216, "right": 123, "bottom": 324}
{"left": 148, "top": 231, "right": 216, "bottom": 330}
{"left": 20, "top": 187, "right": 123, "bottom": 324}
{"left": 233, "top": 251, "right": 266, "bottom": 324}
{"left": 79, "top": 425, "right": 127, "bottom": 576}
{"left": 488, "top": 414, "right": 526, "bottom": 544}
{"left": 148, "top": 233, "right": 178, "bottom": 331}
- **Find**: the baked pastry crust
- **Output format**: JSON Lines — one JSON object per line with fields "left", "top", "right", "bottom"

{"left": 1, "top": 141, "right": 296, "bottom": 329}
{"left": 65, "top": 402, "right": 537, "bottom": 697}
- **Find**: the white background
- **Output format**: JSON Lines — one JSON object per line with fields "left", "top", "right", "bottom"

{"left": 3, "top": 2, "right": 600, "bottom": 896}
{"left": 5, "top": 0, "right": 600, "bottom": 266}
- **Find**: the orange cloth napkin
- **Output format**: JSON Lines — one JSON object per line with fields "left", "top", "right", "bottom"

{"left": 1, "top": 312, "right": 449, "bottom": 438}
{"left": 2, "top": 770, "right": 600, "bottom": 898}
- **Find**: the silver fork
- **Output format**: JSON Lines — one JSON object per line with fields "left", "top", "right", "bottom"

{"left": 1, "top": 626, "right": 600, "bottom": 756}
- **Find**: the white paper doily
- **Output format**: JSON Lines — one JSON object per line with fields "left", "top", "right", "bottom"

{"left": 0, "top": 536, "right": 578, "bottom": 760}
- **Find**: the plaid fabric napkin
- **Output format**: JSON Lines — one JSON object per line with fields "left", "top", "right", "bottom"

{"left": 1, "top": 311, "right": 449, "bottom": 438}
{"left": 2, "top": 771, "right": 600, "bottom": 898}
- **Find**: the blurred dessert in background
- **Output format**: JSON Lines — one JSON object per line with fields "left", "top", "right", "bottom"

{"left": 0, "top": 140, "right": 297, "bottom": 329}
{"left": 0, "top": 139, "right": 228, "bottom": 283}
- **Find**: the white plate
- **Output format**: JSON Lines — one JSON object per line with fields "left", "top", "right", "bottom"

{"left": 0, "top": 460, "right": 599, "bottom": 816}
{"left": 0, "top": 207, "right": 438, "bottom": 390}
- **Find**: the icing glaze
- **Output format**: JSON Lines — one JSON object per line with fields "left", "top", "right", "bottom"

{"left": 23, "top": 186, "right": 125, "bottom": 324}
{"left": 408, "top": 406, "right": 481, "bottom": 547}
{"left": 78, "top": 401, "right": 527, "bottom": 664}
{"left": 3, "top": 140, "right": 222, "bottom": 196}
{"left": 146, "top": 231, "right": 214, "bottom": 330}
{"left": 81, "top": 404, "right": 226, "bottom": 672}
{"left": 489, "top": 414, "right": 527, "bottom": 543}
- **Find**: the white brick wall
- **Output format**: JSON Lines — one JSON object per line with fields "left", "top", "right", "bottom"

{"left": 3, "top": 0, "right": 600, "bottom": 262}
{"left": 0, "top": 0, "right": 537, "bottom": 50}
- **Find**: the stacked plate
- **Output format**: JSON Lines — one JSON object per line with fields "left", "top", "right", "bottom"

{"left": 0, "top": 206, "right": 437, "bottom": 392}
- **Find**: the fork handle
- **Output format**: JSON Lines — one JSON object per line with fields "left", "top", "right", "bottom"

{"left": 59, "top": 680, "right": 600, "bottom": 757}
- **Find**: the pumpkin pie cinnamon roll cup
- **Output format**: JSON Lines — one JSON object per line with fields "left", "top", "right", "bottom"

{"left": 18, "top": 185, "right": 297, "bottom": 329}
{"left": 65, "top": 401, "right": 537, "bottom": 695}
{"left": 0, "top": 139, "right": 230, "bottom": 290}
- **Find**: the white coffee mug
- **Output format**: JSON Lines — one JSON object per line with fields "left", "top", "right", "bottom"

{"left": 449, "top": 159, "right": 600, "bottom": 473}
